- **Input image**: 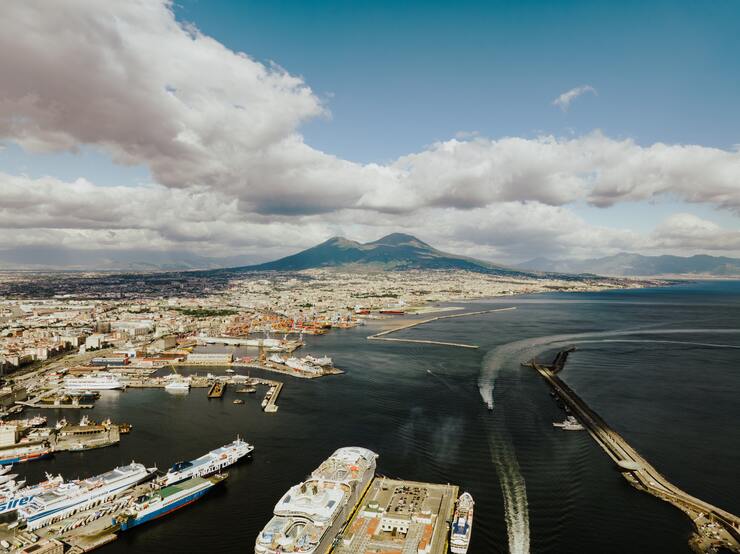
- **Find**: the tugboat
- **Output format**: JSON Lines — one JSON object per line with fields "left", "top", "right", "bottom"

{"left": 450, "top": 492, "right": 474, "bottom": 553}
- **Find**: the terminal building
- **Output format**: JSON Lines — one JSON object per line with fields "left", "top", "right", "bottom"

{"left": 90, "top": 355, "right": 130, "bottom": 367}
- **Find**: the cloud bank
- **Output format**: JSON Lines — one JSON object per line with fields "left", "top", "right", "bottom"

{"left": 0, "top": 1, "right": 739, "bottom": 268}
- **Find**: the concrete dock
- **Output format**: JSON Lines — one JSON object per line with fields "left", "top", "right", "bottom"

{"left": 261, "top": 382, "right": 282, "bottom": 413}
{"left": 530, "top": 357, "right": 740, "bottom": 553}
{"left": 16, "top": 387, "right": 95, "bottom": 410}
{"left": 334, "top": 477, "right": 458, "bottom": 554}
{"left": 367, "top": 306, "right": 516, "bottom": 349}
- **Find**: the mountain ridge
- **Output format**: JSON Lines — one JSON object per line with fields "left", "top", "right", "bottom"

{"left": 517, "top": 252, "right": 740, "bottom": 276}
{"left": 231, "top": 233, "right": 525, "bottom": 275}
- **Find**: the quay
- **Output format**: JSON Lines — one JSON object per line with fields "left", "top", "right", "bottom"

{"left": 529, "top": 355, "right": 740, "bottom": 553}
{"left": 0, "top": 474, "right": 230, "bottom": 552}
{"left": 334, "top": 477, "right": 458, "bottom": 554}
{"left": 367, "top": 306, "right": 516, "bottom": 348}
{"left": 16, "top": 387, "right": 95, "bottom": 410}
{"left": 198, "top": 336, "right": 303, "bottom": 352}
{"left": 236, "top": 361, "right": 344, "bottom": 379}
{"left": 176, "top": 360, "right": 342, "bottom": 379}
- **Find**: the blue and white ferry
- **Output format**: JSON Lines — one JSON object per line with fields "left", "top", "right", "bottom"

{"left": 116, "top": 474, "right": 226, "bottom": 531}
{"left": 163, "top": 437, "right": 253, "bottom": 486}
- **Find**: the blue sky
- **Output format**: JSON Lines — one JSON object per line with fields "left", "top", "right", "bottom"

{"left": 176, "top": 0, "right": 740, "bottom": 161}
{"left": 0, "top": 0, "right": 739, "bottom": 269}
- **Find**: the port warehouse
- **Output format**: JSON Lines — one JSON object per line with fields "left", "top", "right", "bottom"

{"left": 90, "top": 356, "right": 129, "bottom": 367}
{"left": 184, "top": 352, "right": 233, "bottom": 364}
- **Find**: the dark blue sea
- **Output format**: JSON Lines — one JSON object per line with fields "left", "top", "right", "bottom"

{"left": 16, "top": 280, "right": 740, "bottom": 553}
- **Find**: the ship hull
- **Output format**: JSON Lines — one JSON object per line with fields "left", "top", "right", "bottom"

{"left": 0, "top": 450, "right": 52, "bottom": 466}
{"left": 164, "top": 441, "right": 253, "bottom": 485}
{"left": 118, "top": 487, "right": 212, "bottom": 531}
{"left": 22, "top": 466, "right": 154, "bottom": 530}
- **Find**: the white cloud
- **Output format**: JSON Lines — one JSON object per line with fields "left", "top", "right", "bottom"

{"left": 0, "top": 1, "right": 739, "bottom": 267}
{"left": 552, "top": 85, "right": 597, "bottom": 111}
{"left": 649, "top": 213, "right": 740, "bottom": 252}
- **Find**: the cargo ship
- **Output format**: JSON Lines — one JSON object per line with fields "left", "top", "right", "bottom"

{"left": 255, "top": 446, "right": 377, "bottom": 554}
{"left": 18, "top": 462, "right": 156, "bottom": 530}
{"left": 450, "top": 492, "right": 474, "bottom": 554}
{"left": 63, "top": 372, "right": 124, "bottom": 391}
{"left": 163, "top": 438, "right": 253, "bottom": 486}
{"left": 116, "top": 474, "right": 226, "bottom": 531}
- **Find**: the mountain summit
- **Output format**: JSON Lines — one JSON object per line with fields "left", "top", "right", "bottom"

{"left": 236, "top": 233, "right": 521, "bottom": 274}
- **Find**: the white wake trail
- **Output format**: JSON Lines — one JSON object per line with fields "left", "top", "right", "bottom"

{"left": 477, "top": 326, "right": 740, "bottom": 553}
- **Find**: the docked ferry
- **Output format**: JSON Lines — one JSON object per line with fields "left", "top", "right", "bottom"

{"left": 450, "top": 492, "right": 475, "bottom": 554}
{"left": 163, "top": 438, "right": 253, "bottom": 486}
{"left": 0, "top": 473, "right": 64, "bottom": 517}
{"left": 254, "top": 446, "right": 377, "bottom": 554}
{"left": 0, "top": 442, "right": 53, "bottom": 466}
{"left": 18, "top": 462, "right": 156, "bottom": 530}
{"left": 117, "top": 474, "right": 226, "bottom": 531}
{"left": 63, "top": 372, "right": 124, "bottom": 391}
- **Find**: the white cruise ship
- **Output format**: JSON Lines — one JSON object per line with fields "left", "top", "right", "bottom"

{"left": 284, "top": 357, "right": 322, "bottom": 375}
{"left": 18, "top": 462, "right": 155, "bottom": 530}
{"left": 255, "top": 447, "right": 377, "bottom": 554}
{"left": 63, "top": 372, "right": 124, "bottom": 391}
{"left": 163, "top": 438, "right": 253, "bottom": 486}
{"left": 164, "top": 376, "right": 191, "bottom": 392}
{"left": 450, "top": 492, "right": 475, "bottom": 554}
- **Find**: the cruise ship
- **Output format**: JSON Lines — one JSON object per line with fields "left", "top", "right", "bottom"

{"left": 18, "top": 462, "right": 155, "bottom": 530}
{"left": 450, "top": 492, "right": 475, "bottom": 554}
{"left": 255, "top": 446, "right": 377, "bottom": 554}
{"left": 163, "top": 438, "right": 253, "bottom": 486}
{"left": 117, "top": 474, "right": 226, "bottom": 531}
{"left": 63, "top": 372, "right": 124, "bottom": 391}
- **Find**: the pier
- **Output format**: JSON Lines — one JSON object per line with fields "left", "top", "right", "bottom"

{"left": 16, "top": 387, "right": 95, "bottom": 410}
{"left": 262, "top": 382, "right": 282, "bottom": 413}
{"left": 529, "top": 356, "right": 740, "bottom": 553}
{"left": 367, "top": 306, "right": 516, "bottom": 348}
{"left": 234, "top": 361, "right": 344, "bottom": 379}
{"left": 334, "top": 477, "right": 458, "bottom": 554}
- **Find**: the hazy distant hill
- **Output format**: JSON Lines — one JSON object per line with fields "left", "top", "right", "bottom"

{"left": 517, "top": 253, "right": 740, "bottom": 276}
{"left": 233, "top": 233, "right": 530, "bottom": 275}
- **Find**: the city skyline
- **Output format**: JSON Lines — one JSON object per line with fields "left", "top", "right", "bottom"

{"left": 1, "top": 0, "right": 739, "bottom": 269}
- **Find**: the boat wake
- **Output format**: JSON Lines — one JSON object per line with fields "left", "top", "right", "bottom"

{"left": 478, "top": 327, "right": 740, "bottom": 408}
{"left": 485, "top": 412, "right": 530, "bottom": 554}
{"left": 477, "top": 326, "right": 740, "bottom": 554}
